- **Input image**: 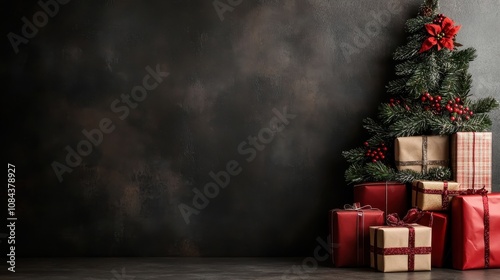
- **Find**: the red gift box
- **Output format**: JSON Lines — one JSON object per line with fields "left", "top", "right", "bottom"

{"left": 451, "top": 132, "right": 492, "bottom": 192}
{"left": 451, "top": 193, "right": 500, "bottom": 270}
{"left": 329, "top": 204, "right": 385, "bottom": 267}
{"left": 354, "top": 182, "right": 408, "bottom": 219}
{"left": 416, "top": 212, "right": 449, "bottom": 267}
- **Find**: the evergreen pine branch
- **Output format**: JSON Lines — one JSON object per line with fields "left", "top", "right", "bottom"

{"left": 451, "top": 48, "right": 477, "bottom": 68}
{"left": 468, "top": 97, "right": 500, "bottom": 114}
{"left": 405, "top": 16, "right": 432, "bottom": 33}
{"left": 389, "top": 111, "right": 433, "bottom": 137}
{"left": 342, "top": 148, "right": 365, "bottom": 164}
{"left": 393, "top": 40, "right": 422, "bottom": 61}
{"left": 425, "top": 167, "right": 452, "bottom": 181}
{"left": 393, "top": 169, "right": 423, "bottom": 183}
{"left": 363, "top": 118, "right": 385, "bottom": 135}
{"left": 429, "top": 113, "right": 492, "bottom": 133}
{"left": 367, "top": 134, "right": 388, "bottom": 147}
{"left": 438, "top": 71, "right": 462, "bottom": 97}
{"left": 422, "top": 0, "right": 439, "bottom": 11}
{"left": 365, "top": 162, "right": 395, "bottom": 181}
{"left": 406, "top": 53, "right": 440, "bottom": 97}
{"left": 395, "top": 60, "right": 418, "bottom": 76}
{"left": 454, "top": 73, "right": 473, "bottom": 99}
{"left": 378, "top": 103, "right": 409, "bottom": 125}
{"left": 387, "top": 78, "right": 408, "bottom": 95}
{"left": 345, "top": 163, "right": 368, "bottom": 184}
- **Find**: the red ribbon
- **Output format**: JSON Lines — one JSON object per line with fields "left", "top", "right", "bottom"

{"left": 371, "top": 211, "right": 431, "bottom": 271}
{"left": 371, "top": 224, "right": 431, "bottom": 271}
{"left": 458, "top": 186, "right": 489, "bottom": 195}
{"left": 482, "top": 194, "right": 490, "bottom": 268}
{"left": 334, "top": 203, "right": 378, "bottom": 266}
{"left": 413, "top": 181, "right": 461, "bottom": 210}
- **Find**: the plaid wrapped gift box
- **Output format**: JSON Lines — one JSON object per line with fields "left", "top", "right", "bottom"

{"left": 451, "top": 132, "right": 492, "bottom": 192}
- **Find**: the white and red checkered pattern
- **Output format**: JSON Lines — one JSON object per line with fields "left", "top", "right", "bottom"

{"left": 451, "top": 132, "right": 492, "bottom": 192}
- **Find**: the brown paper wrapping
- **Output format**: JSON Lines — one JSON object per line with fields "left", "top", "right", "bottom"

{"left": 412, "top": 180, "right": 460, "bottom": 211}
{"left": 395, "top": 135, "right": 449, "bottom": 173}
{"left": 370, "top": 224, "right": 432, "bottom": 272}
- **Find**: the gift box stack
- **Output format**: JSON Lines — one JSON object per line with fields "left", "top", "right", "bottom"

{"left": 330, "top": 133, "right": 499, "bottom": 272}
{"left": 332, "top": 0, "right": 499, "bottom": 274}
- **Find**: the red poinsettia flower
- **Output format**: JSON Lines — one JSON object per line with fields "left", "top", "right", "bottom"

{"left": 419, "top": 17, "right": 461, "bottom": 53}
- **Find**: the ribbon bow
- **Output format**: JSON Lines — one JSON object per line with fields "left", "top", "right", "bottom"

{"left": 459, "top": 186, "right": 489, "bottom": 196}
{"left": 343, "top": 202, "right": 373, "bottom": 211}
{"left": 386, "top": 208, "right": 425, "bottom": 226}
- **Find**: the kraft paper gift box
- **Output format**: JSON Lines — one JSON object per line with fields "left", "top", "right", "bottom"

{"left": 451, "top": 193, "right": 500, "bottom": 270}
{"left": 353, "top": 181, "right": 408, "bottom": 219}
{"left": 451, "top": 132, "right": 492, "bottom": 192}
{"left": 329, "top": 204, "right": 385, "bottom": 267}
{"left": 370, "top": 224, "right": 432, "bottom": 272}
{"left": 395, "top": 135, "right": 449, "bottom": 173}
{"left": 416, "top": 212, "right": 450, "bottom": 267}
{"left": 412, "top": 180, "right": 461, "bottom": 211}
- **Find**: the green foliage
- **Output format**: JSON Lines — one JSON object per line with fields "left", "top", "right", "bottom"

{"left": 342, "top": 0, "right": 498, "bottom": 185}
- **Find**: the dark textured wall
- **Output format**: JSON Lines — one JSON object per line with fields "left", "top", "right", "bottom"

{"left": 3, "top": 0, "right": 499, "bottom": 257}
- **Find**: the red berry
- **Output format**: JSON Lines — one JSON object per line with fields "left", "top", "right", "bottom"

{"left": 383, "top": 147, "right": 388, "bottom": 151}
{"left": 372, "top": 159, "right": 377, "bottom": 163}
{"left": 455, "top": 97, "right": 461, "bottom": 103}
{"left": 364, "top": 142, "right": 369, "bottom": 147}
{"left": 465, "top": 116, "right": 470, "bottom": 120}
{"left": 450, "top": 116, "right": 456, "bottom": 121}
{"left": 421, "top": 96, "right": 427, "bottom": 102}
{"left": 381, "top": 155, "right": 385, "bottom": 159}
{"left": 436, "top": 96, "right": 442, "bottom": 101}
{"left": 469, "top": 111, "right": 474, "bottom": 116}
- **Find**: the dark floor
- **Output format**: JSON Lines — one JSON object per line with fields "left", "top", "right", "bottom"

{"left": 3, "top": 258, "right": 499, "bottom": 279}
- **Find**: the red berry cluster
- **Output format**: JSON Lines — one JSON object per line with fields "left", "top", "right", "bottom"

{"left": 433, "top": 14, "right": 446, "bottom": 24}
{"left": 420, "top": 92, "right": 443, "bottom": 113}
{"left": 364, "top": 142, "right": 388, "bottom": 163}
{"left": 445, "top": 97, "right": 473, "bottom": 122}
{"left": 389, "top": 98, "right": 410, "bottom": 111}
{"left": 420, "top": 92, "right": 474, "bottom": 122}
{"left": 388, "top": 98, "right": 400, "bottom": 107}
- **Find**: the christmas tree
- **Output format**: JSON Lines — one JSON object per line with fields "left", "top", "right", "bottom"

{"left": 342, "top": 0, "right": 499, "bottom": 184}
